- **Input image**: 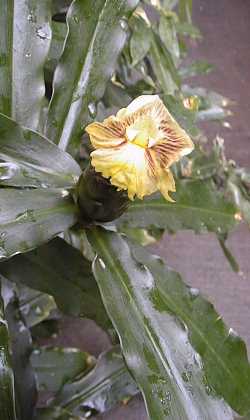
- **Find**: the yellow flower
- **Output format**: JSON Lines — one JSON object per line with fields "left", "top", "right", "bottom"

{"left": 86, "top": 95, "right": 194, "bottom": 201}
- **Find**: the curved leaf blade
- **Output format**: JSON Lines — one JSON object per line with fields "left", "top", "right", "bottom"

{"left": 18, "top": 286, "right": 56, "bottom": 328}
{"left": 0, "top": 1, "right": 51, "bottom": 130}
{"left": 117, "top": 179, "right": 238, "bottom": 234}
{"left": 0, "top": 287, "right": 16, "bottom": 420}
{"left": 0, "top": 113, "right": 81, "bottom": 188}
{"left": 52, "top": 347, "right": 138, "bottom": 416}
{"left": 0, "top": 238, "right": 110, "bottom": 330}
{"left": 150, "top": 32, "right": 180, "bottom": 95}
{"left": 0, "top": 188, "right": 77, "bottom": 260}
{"left": 5, "top": 293, "right": 37, "bottom": 420}
{"left": 131, "top": 242, "right": 250, "bottom": 416}
{"left": 31, "top": 346, "right": 89, "bottom": 394}
{"left": 88, "top": 228, "right": 235, "bottom": 420}
{"left": 45, "top": 0, "right": 139, "bottom": 152}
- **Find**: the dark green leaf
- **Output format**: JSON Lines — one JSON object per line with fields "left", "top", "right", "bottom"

{"left": 62, "top": 228, "right": 95, "bottom": 261}
{"left": 0, "top": 238, "right": 110, "bottom": 330}
{"left": 17, "top": 285, "right": 56, "bottom": 328}
{"left": 0, "top": 1, "right": 51, "bottom": 130}
{"left": 46, "top": 0, "right": 139, "bottom": 152}
{"left": 5, "top": 293, "right": 37, "bottom": 420}
{"left": 130, "top": 242, "right": 250, "bottom": 416}
{"left": 150, "top": 33, "right": 180, "bottom": 95}
{"left": 0, "top": 284, "right": 16, "bottom": 420}
{"left": 0, "top": 188, "right": 77, "bottom": 260}
{"left": 103, "top": 81, "right": 132, "bottom": 110}
{"left": 218, "top": 237, "right": 240, "bottom": 273}
{"left": 227, "top": 176, "right": 250, "bottom": 226}
{"left": 52, "top": 347, "right": 137, "bottom": 416}
{"left": 130, "top": 16, "right": 152, "bottom": 66}
{"left": 159, "top": 15, "right": 180, "bottom": 66}
{"left": 31, "top": 346, "right": 89, "bottom": 393}
{"left": 0, "top": 113, "right": 81, "bottom": 188}
{"left": 52, "top": 0, "right": 71, "bottom": 16}
{"left": 45, "top": 22, "right": 67, "bottom": 80}
{"left": 117, "top": 179, "right": 238, "bottom": 235}
{"left": 88, "top": 228, "right": 236, "bottom": 419}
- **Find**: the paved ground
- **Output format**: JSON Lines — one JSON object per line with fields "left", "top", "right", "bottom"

{"left": 50, "top": 1, "right": 250, "bottom": 418}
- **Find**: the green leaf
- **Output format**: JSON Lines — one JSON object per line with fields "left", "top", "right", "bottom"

{"left": 117, "top": 179, "right": 238, "bottom": 234}
{"left": 130, "top": 16, "right": 152, "bottom": 66}
{"left": 179, "top": 0, "right": 193, "bottom": 24}
{"left": 52, "top": 347, "right": 137, "bottom": 416}
{"left": 88, "top": 228, "right": 237, "bottom": 419}
{"left": 131, "top": 242, "right": 250, "bottom": 416}
{"left": 45, "top": 0, "right": 139, "bottom": 152}
{"left": 0, "top": 1, "right": 51, "bottom": 130}
{"left": 179, "top": 60, "right": 214, "bottom": 78}
{"left": 0, "top": 238, "right": 110, "bottom": 330}
{"left": 176, "top": 22, "right": 202, "bottom": 39}
{"left": 218, "top": 237, "right": 240, "bottom": 273}
{"left": 0, "top": 285, "right": 16, "bottom": 420}
{"left": 5, "top": 293, "right": 37, "bottom": 420}
{"left": 31, "top": 346, "right": 90, "bottom": 393}
{"left": 45, "top": 22, "right": 67, "bottom": 81}
{"left": 159, "top": 15, "right": 180, "bottom": 66}
{"left": 227, "top": 176, "right": 250, "bottom": 226}
{"left": 52, "top": 0, "right": 71, "bottom": 16}
{"left": 17, "top": 285, "right": 56, "bottom": 328}
{"left": 0, "top": 188, "right": 77, "bottom": 260}
{"left": 121, "top": 227, "right": 164, "bottom": 246}
{"left": 0, "top": 113, "right": 81, "bottom": 188}
{"left": 163, "top": 94, "right": 198, "bottom": 136}
{"left": 150, "top": 32, "right": 180, "bottom": 95}
{"left": 62, "top": 228, "right": 95, "bottom": 261}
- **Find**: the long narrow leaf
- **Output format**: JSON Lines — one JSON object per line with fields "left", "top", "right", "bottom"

{"left": 0, "top": 238, "right": 110, "bottom": 330}
{"left": 0, "top": 1, "right": 51, "bottom": 130}
{"left": 46, "top": 0, "right": 139, "bottom": 152}
{"left": 0, "top": 113, "right": 81, "bottom": 188}
{"left": 0, "top": 286, "right": 16, "bottom": 420}
{"left": 117, "top": 179, "right": 238, "bottom": 234}
{"left": 88, "top": 227, "right": 250, "bottom": 418}
{"left": 5, "top": 294, "right": 37, "bottom": 420}
{"left": 52, "top": 347, "right": 137, "bottom": 416}
{"left": 0, "top": 189, "right": 77, "bottom": 260}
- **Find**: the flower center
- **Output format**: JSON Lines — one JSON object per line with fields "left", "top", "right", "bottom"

{"left": 126, "top": 116, "right": 158, "bottom": 148}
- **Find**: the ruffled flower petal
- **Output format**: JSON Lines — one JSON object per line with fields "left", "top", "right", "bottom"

{"left": 91, "top": 143, "right": 157, "bottom": 200}
{"left": 86, "top": 95, "right": 194, "bottom": 202}
{"left": 86, "top": 117, "right": 125, "bottom": 149}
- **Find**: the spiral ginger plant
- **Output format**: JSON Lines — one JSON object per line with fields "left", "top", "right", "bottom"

{"left": 0, "top": 1, "right": 250, "bottom": 419}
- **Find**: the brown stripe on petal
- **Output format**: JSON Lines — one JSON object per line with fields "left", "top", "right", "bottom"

{"left": 104, "top": 119, "right": 126, "bottom": 137}
{"left": 153, "top": 141, "right": 184, "bottom": 167}
{"left": 122, "top": 99, "right": 162, "bottom": 127}
{"left": 108, "top": 120, "right": 126, "bottom": 136}
{"left": 145, "top": 149, "right": 156, "bottom": 176}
